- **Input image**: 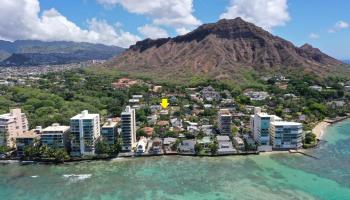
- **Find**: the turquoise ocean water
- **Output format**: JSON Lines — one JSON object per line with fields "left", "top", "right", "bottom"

{"left": 1, "top": 119, "right": 350, "bottom": 200}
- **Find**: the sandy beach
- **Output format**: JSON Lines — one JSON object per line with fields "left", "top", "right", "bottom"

{"left": 312, "top": 121, "right": 331, "bottom": 140}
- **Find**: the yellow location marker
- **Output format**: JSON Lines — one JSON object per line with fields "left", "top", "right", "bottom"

{"left": 161, "top": 98, "right": 169, "bottom": 109}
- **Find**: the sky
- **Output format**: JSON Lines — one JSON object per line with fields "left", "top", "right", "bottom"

{"left": 0, "top": 0, "right": 349, "bottom": 59}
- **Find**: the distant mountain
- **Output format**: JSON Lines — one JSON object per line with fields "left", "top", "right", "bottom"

{"left": 106, "top": 18, "right": 348, "bottom": 82}
{"left": 343, "top": 60, "right": 350, "bottom": 64}
{"left": 0, "top": 40, "right": 124, "bottom": 66}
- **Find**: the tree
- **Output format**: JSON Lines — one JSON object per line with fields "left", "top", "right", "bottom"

{"left": 95, "top": 140, "right": 110, "bottom": 155}
{"left": 52, "top": 149, "right": 70, "bottom": 162}
{"left": 194, "top": 143, "right": 203, "bottom": 155}
{"left": 231, "top": 126, "right": 239, "bottom": 137}
{"left": 304, "top": 132, "right": 317, "bottom": 144}
{"left": 209, "top": 142, "right": 218, "bottom": 155}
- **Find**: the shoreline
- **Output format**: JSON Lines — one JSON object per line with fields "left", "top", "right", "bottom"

{"left": 312, "top": 116, "right": 350, "bottom": 140}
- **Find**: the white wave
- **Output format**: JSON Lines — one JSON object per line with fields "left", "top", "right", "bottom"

{"left": 30, "top": 175, "right": 39, "bottom": 178}
{"left": 63, "top": 174, "right": 92, "bottom": 183}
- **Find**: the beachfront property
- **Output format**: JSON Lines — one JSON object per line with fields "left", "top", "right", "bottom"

{"left": 250, "top": 107, "right": 282, "bottom": 151}
{"left": 216, "top": 135, "right": 236, "bottom": 155}
{"left": 218, "top": 109, "right": 232, "bottom": 135}
{"left": 0, "top": 108, "right": 29, "bottom": 147}
{"left": 136, "top": 137, "right": 148, "bottom": 153}
{"left": 233, "top": 136, "right": 245, "bottom": 150}
{"left": 197, "top": 136, "right": 212, "bottom": 152}
{"left": 41, "top": 123, "right": 70, "bottom": 150}
{"left": 15, "top": 130, "right": 40, "bottom": 157}
{"left": 70, "top": 110, "right": 101, "bottom": 156}
{"left": 121, "top": 106, "right": 136, "bottom": 152}
{"left": 101, "top": 119, "right": 118, "bottom": 145}
{"left": 179, "top": 140, "right": 196, "bottom": 154}
{"left": 150, "top": 137, "right": 162, "bottom": 154}
{"left": 269, "top": 121, "right": 303, "bottom": 149}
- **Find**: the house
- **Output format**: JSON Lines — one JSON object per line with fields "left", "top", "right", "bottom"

{"left": 140, "top": 127, "right": 154, "bottom": 138}
{"left": 150, "top": 137, "right": 162, "bottom": 154}
{"left": 163, "top": 137, "right": 177, "bottom": 152}
{"left": 128, "top": 99, "right": 140, "bottom": 104}
{"left": 157, "top": 121, "right": 169, "bottom": 127}
{"left": 112, "top": 78, "right": 138, "bottom": 89}
{"left": 244, "top": 91, "right": 269, "bottom": 101}
{"left": 186, "top": 121, "right": 199, "bottom": 132}
{"left": 150, "top": 105, "right": 162, "bottom": 113}
{"left": 136, "top": 137, "right": 148, "bottom": 154}
{"left": 216, "top": 135, "right": 236, "bottom": 155}
{"left": 152, "top": 85, "right": 162, "bottom": 93}
{"left": 345, "top": 85, "right": 350, "bottom": 92}
{"left": 201, "top": 125, "right": 213, "bottom": 135}
{"left": 201, "top": 86, "right": 221, "bottom": 102}
{"left": 327, "top": 101, "right": 346, "bottom": 109}
{"left": 197, "top": 136, "right": 212, "bottom": 152}
{"left": 179, "top": 140, "right": 196, "bottom": 154}
{"left": 147, "top": 114, "right": 157, "bottom": 125}
{"left": 204, "top": 104, "right": 213, "bottom": 109}
{"left": 170, "top": 118, "right": 183, "bottom": 129}
{"left": 233, "top": 137, "right": 245, "bottom": 150}
{"left": 132, "top": 95, "right": 143, "bottom": 99}
{"left": 309, "top": 85, "right": 322, "bottom": 92}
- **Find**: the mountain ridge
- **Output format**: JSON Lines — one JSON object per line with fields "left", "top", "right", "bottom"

{"left": 106, "top": 17, "right": 348, "bottom": 82}
{"left": 0, "top": 40, "right": 124, "bottom": 66}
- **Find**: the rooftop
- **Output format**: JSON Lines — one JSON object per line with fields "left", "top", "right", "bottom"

{"left": 270, "top": 121, "right": 302, "bottom": 126}
{"left": 42, "top": 123, "right": 70, "bottom": 133}
{"left": 102, "top": 120, "right": 118, "bottom": 128}
{"left": 71, "top": 110, "right": 99, "bottom": 120}
{"left": 16, "top": 130, "right": 40, "bottom": 139}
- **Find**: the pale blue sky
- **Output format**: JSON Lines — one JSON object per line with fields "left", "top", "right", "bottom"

{"left": 1, "top": 0, "right": 349, "bottom": 59}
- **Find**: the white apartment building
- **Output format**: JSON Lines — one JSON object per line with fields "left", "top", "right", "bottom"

{"left": 70, "top": 110, "right": 100, "bottom": 156}
{"left": 218, "top": 109, "right": 232, "bottom": 135}
{"left": 269, "top": 121, "right": 303, "bottom": 149}
{"left": 250, "top": 107, "right": 281, "bottom": 151}
{"left": 121, "top": 106, "right": 136, "bottom": 152}
{"left": 41, "top": 123, "right": 70, "bottom": 150}
{"left": 0, "top": 108, "right": 29, "bottom": 147}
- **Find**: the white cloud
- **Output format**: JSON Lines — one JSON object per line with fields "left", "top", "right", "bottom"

{"left": 335, "top": 21, "right": 349, "bottom": 29}
{"left": 176, "top": 27, "right": 192, "bottom": 35}
{"left": 220, "top": 0, "right": 290, "bottom": 30}
{"left": 137, "top": 24, "right": 169, "bottom": 39}
{"left": 309, "top": 33, "right": 319, "bottom": 39}
{"left": 329, "top": 20, "right": 349, "bottom": 33}
{"left": 97, "top": 0, "right": 201, "bottom": 34}
{"left": 0, "top": 0, "right": 140, "bottom": 47}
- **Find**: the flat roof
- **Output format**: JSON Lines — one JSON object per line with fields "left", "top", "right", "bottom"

{"left": 270, "top": 121, "right": 302, "bottom": 126}
{"left": 43, "top": 125, "right": 70, "bottom": 133}
{"left": 102, "top": 121, "right": 118, "bottom": 128}
{"left": 16, "top": 131, "right": 40, "bottom": 139}
{"left": 71, "top": 110, "right": 99, "bottom": 120}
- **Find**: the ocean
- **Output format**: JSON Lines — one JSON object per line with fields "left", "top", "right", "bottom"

{"left": 1, "top": 119, "right": 350, "bottom": 200}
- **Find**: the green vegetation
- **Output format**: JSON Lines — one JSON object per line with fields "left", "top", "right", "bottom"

{"left": 303, "top": 132, "right": 317, "bottom": 149}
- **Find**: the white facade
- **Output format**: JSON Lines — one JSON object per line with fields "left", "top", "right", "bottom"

{"left": 250, "top": 108, "right": 281, "bottom": 150}
{"left": 218, "top": 109, "right": 232, "bottom": 135}
{"left": 41, "top": 123, "right": 70, "bottom": 149}
{"left": 0, "top": 108, "right": 29, "bottom": 147}
{"left": 70, "top": 110, "right": 100, "bottom": 156}
{"left": 269, "top": 121, "right": 303, "bottom": 149}
{"left": 121, "top": 106, "right": 136, "bottom": 152}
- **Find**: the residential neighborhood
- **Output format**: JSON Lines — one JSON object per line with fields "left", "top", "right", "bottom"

{"left": 1, "top": 75, "right": 325, "bottom": 161}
